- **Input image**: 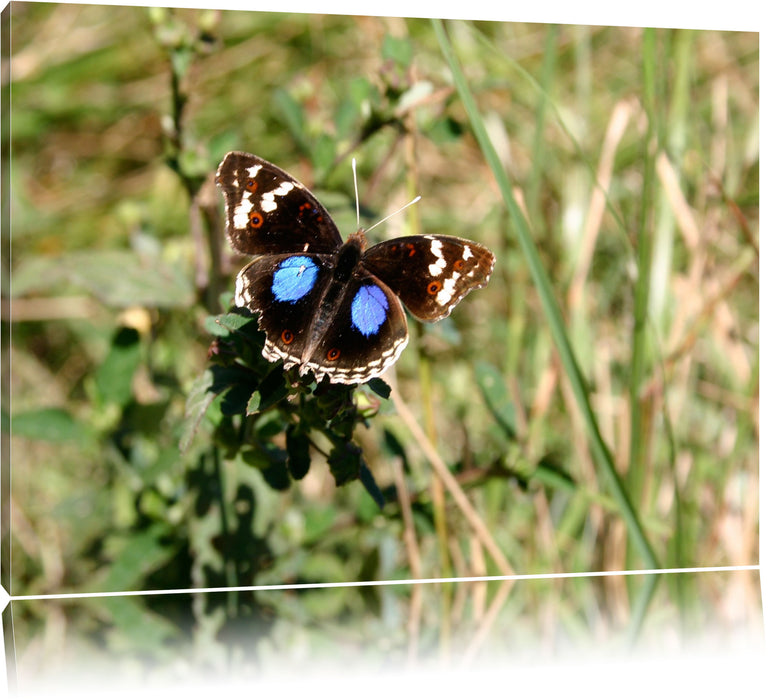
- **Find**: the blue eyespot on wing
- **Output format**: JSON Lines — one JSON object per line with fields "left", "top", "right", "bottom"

{"left": 271, "top": 255, "right": 318, "bottom": 303}
{"left": 351, "top": 284, "right": 389, "bottom": 337}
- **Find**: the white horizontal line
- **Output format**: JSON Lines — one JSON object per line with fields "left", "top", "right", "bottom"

{"left": 7, "top": 565, "right": 760, "bottom": 603}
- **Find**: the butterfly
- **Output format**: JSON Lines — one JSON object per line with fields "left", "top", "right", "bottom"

{"left": 215, "top": 151, "right": 495, "bottom": 385}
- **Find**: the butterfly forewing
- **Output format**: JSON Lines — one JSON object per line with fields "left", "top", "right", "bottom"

{"left": 216, "top": 151, "right": 342, "bottom": 256}
{"left": 362, "top": 235, "right": 495, "bottom": 321}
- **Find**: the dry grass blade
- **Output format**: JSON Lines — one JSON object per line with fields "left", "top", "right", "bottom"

{"left": 390, "top": 384, "right": 516, "bottom": 577}
{"left": 567, "top": 98, "right": 636, "bottom": 311}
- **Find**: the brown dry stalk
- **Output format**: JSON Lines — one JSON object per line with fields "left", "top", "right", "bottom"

{"left": 461, "top": 578, "right": 515, "bottom": 665}
{"left": 395, "top": 456, "right": 423, "bottom": 668}
{"left": 389, "top": 385, "right": 516, "bottom": 577}
{"left": 656, "top": 151, "right": 700, "bottom": 250}
{"left": 390, "top": 456, "right": 424, "bottom": 579}
{"left": 663, "top": 250, "right": 754, "bottom": 373}
{"left": 567, "top": 98, "right": 635, "bottom": 312}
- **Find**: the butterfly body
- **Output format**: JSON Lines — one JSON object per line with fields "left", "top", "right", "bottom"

{"left": 216, "top": 151, "right": 495, "bottom": 385}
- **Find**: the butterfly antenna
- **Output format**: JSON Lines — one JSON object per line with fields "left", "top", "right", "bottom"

{"left": 352, "top": 158, "right": 360, "bottom": 230}
{"left": 364, "top": 195, "right": 422, "bottom": 234}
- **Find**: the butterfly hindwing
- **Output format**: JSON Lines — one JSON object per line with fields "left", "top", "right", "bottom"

{"left": 305, "top": 274, "right": 409, "bottom": 384}
{"left": 362, "top": 235, "right": 495, "bottom": 321}
{"left": 236, "top": 247, "right": 408, "bottom": 384}
{"left": 236, "top": 253, "right": 335, "bottom": 371}
{"left": 216, "top": 151, "right": 342, "bottom": 256}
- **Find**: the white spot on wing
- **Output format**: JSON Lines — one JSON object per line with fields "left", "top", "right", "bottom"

{"left": 428, "top": 238, "right": 447, "bottom": 276}
{"left": 261, "top": 180, "right": 296, "bottom": 213}
{"left": 234, "top": 273, "right": 248, "bottom": 306}
{"left": 234, "top": 194, "right": 253, "bottom": 229}
{"left": 274, "top": 181, "right": 295, "bottom": 196}
{"left": 436, "top": 271, "right": 460, "bottom": 306}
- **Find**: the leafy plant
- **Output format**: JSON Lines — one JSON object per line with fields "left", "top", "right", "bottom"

{"left": 183, "top": 300, "right": 392, "bottom": 508}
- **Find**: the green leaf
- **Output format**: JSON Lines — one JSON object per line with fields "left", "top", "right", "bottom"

{"left": 426, "top": 115, "right": 464, "bottom": 143}
{"left": 358, "top": 460, "right": 385, "bottom": 509}
{"left": 252, "top": 365, "right": 289, "bottom": 412}
{"left": 297, "top": 553, "right": 350, "bottom": 616}
{"left": 12, "top": 250, "right": 194, "bottom": 308}
{"left": 348, "top": 75, "right": 377, "bottom": 104}
{"left": 243, "top": 446, "right": 290, "bottom": 491}
{"left": 475, "top": 361, "right": 517, "bottom": 439}
{"left": 98, "top": 523, "right": 173, "bottom": 592}
{"left": 311, "top": 133, "right": 337, "bottom": 176}
{"left": 334, "top": 98, "right": 360, "bottom": 140}
{"left": 303, "top": 505, "right": 337, "bottom": 541}
{"left": 217, "top": 290, "right": 235, "bottom": 312}
{"left": 97, "top": 596, "right": 180, "bottom": 653}
{"left": 220, "top": 383, "right": 254, "bottom": 416}
{"left": 253, "top": 413, "right": 287, "bottom": 442}
{"left": 11, "top": 407, "right": 93, "bottom": 445}
{"left": 286, "top": 424, "right": 311, "bottom": 480}
{"left": 246, "top": 390, "right": 262, "bottom": 415}
{"left": 137, "top": 445, "right": 181, "bottom": 487}
{"left": 381, "top": 34, "right": 413, "bottom": 67}
{"left": 367, "top": 377, "right": 391, "bottom": 399}
{"left": 95, "top": 327, "right": 142, "bottom": 407}
{"left": 170, "top": 46, "right": 193, "bottom": 81}
{"left": 180, "top": 369, "right": 219, "bottom": 452}
{"left": 209, "top": 364, "right": 256, "bottom": 394}
{"left": 205, "top": 311, "right": 254, "bottom": 336}
{"left": 327, "top": 440, "right": 361, "bottom": 486}
{"left": 534, "top": 456, "right": 577, "bottom": 492}
{"left": 273, "top": 88, "right": 308, "bottom": 154}
{"left": 203, "top": 315, "right": 230, "bottom": 337}
{"left": 355, "top": 486, "right": 383, "bottom": 522}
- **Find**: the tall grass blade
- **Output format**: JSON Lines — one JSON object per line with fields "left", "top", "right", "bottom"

{"left": 433, "top": 19, "right": 659, "bottom": 573}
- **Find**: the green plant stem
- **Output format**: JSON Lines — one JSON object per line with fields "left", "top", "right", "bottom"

{"left": 404, "top": 115, "right": 452, "bottom": 648}
{"left": 628, "top": 571, "right": 659, "bottom": 643}
{"left": 622, "top": 28, "right": 665, "bottom": 635}
{"left": 627, "top": 28, "right": 659, "bottom": 506}
{"left": 433, "top": 19, "right": 659, "bottom": 576}
{"left": 212, "top": 446, "right": 239, "bottom": 617}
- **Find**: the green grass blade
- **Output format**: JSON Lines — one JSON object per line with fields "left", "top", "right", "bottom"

{"left": 433, "top": 18, "right": 659, "bottom": 572}
{"left": 627, "top": 28, "right": 658, "bottom": 506}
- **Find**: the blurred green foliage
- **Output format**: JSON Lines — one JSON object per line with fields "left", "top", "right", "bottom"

{"left": 5, "top": 3, "right": 759, "bottom": 676}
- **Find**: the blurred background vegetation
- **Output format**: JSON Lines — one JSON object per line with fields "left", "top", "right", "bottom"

{"left": 3, "top": 2, "right": 759, "bottom": 684}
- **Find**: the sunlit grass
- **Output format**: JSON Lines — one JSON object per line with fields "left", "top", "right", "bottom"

{"left": 7, "top": 4, "right": 759, "bottom": 676}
